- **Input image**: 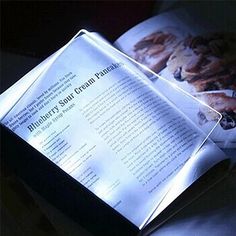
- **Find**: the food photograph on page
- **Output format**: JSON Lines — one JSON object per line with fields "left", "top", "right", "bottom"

{"left": 115, "top": 9, "right": 236, "bottom": 149}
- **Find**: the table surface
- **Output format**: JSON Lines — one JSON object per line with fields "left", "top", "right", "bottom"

{"left": 1, "top": 167, "right": 235, "bottom": 236}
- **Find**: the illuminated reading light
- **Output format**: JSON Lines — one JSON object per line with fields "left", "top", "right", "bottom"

{"left": 0, "top": 29, "right": 224, "bottom": 229}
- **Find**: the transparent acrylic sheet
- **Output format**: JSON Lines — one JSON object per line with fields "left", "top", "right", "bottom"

{"left": 83, "top": 31, "right": 223, "bottom": 227}
{"left": 0, "top": 30, "right": 222, "bottom": 228}
{"left": 86, "top": 31, "right": 222, "bottom": 142}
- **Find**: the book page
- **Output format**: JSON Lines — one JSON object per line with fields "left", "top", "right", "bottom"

{"left": 114, "top": 8, "right": 236, "bottom": 149}
{"left": 144, "top": 140, "right": 228, "bottom": 228}
{"left": 1, "top": 34, "right": 208, "bottom": 228}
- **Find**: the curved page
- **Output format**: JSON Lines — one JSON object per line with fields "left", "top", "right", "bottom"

{"left": 115, "top": 8, "right": 236, "bottom": 148}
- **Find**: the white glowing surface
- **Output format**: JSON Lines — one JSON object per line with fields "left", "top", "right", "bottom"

{"left": 0, "top": 30, "right": 224, "bottom": 228}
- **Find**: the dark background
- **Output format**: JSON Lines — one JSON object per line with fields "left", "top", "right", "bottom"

{"left": 1, "top": 1, "right": 155, "bottom": 58}
{"left": 0, "top": 0, "right": 155, "bottom": 93}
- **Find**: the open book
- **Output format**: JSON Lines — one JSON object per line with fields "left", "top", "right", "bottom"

{"left": 0, "top": 9, "right": 233, "bottom": 236}
{"left": 115, "top": 8, "right": 236, "bottom": 149}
